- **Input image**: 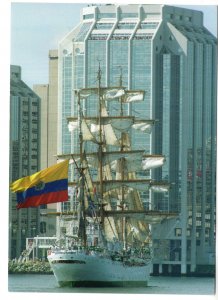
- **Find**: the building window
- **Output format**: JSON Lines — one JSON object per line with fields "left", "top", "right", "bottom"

{"left": 185, "top": 16, "right": 192, "bottom": 22}
{"left": 40, "top": 221, "right": 46, "bottom": 234}
{"left": 83, "top": 14, "right": 94, "bottom": 20}
{"left": 141, "top": 22, "right": 158, "bottom": 29}
{"left": 97, "top": 13, "right": 116, "bottom": 19}
{"left": 120, "top": 13, "right": 138, "bottom": 19}
{"left": 117, "top": 22, "right": 136, "bottom": 29}
{"left": 175, "top": 228, "right": 182, "bottom": 236}
{"left": 48, "top": 224, "right": 55, "bottom": 231}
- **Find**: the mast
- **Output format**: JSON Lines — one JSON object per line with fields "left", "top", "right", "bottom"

{"left": 97, "top": 63, "right": 104, "bottom": 225}
{"left": 119, "top": 67, "right": 127, "bottom": 250}
{"left": 78, "top": 90, "right": 87, "bottom": 246}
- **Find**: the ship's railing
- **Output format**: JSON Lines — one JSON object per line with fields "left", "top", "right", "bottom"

{"left": 17, "top": 236, "right": 59, "bottom": 262}
{"left": 26, "top": 236, "right": 57, "bottom": 249}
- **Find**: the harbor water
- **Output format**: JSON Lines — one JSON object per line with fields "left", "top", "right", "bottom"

{"left": 8, "top": 274, "right": 215, "bottom": 295}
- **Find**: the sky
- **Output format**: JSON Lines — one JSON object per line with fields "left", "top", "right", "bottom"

{"left": 9, "top": 1, "right": 217, "bottom": 88}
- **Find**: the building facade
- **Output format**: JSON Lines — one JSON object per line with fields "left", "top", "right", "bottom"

{"left": 9, "top": 65, "right": 41, "bottom": 259}
{"left": 33, "top": 49, "right": 59, "bottom": 237}
{"left": 58, "top": 4, "right": 216, "bottom": 274}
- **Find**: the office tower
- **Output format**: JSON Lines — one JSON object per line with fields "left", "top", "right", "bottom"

{"left": 33, "top": 49, "right": 59, "bottom": 237}
{"left": 33, "top": 84, "right": 49, "bottom": 169}
{"left": 34, "top": 49, "right": 58, "bottom": 169}
{"left": 58, "top": 4, "right": 216, "bottom": 274}
{"left": 9, "top": 65, "right": 41, "bottom": 258}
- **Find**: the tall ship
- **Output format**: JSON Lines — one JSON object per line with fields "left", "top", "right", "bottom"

{"left": 47, "top": 66, "right": 177, "bottom": 287}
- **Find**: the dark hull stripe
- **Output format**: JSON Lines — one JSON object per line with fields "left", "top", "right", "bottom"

{"left": 58, "top": 280, "right": 148, "bottom": 287}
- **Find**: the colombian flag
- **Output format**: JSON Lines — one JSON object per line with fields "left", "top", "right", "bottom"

{"left": 10, "top": 160, "right": 69, "bottom": 209}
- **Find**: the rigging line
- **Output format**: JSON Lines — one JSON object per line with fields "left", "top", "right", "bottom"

{"left": 71, "top": 154, "right": 83, "bottom": 177}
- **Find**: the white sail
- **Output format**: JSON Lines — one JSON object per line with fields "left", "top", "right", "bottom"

{"left": 103, "top": 214, "right": 119, "bottom": 241}
{"left": 103, "top": 89, "right": 145, "bottom": 103}
{"left": 68, "top": 120, "right": 120, "bottom": 146}
{"left": 150, "top": 184, "right": 170, "bottom": 193}
{"left": 68, "top": 121, "right": 78, "bottom": 132}
{"left": 102, "top": 180, "right": 151, "bottom": 193}
{"left": 88, "top": 117, "right": 134, "bottom": 134}
{"left": 68, "top": 119, "right": 96, "bottom": 141}
{"left": 104, "top": 151, "right": 144, "bottom": 165}
{"left": 142, "top": 156, "right": 165, "bottom": 170}
{"left": 123, "top": 90, "right": 145, "bottom": 103}
{"left": 79, "top": 88, "right": 98, "bottom": 99}
{"left": 70, "top": 116, "right": 135, "bottom": 132}
{"left": 104, "top": 124, "right": 121, "bottom": 146}
{"left": 112, "top": 155, "right": 165, "bottom": 173}
{"left": 113, "top": 159, "right": 141, "bottom": 173}
{"left": 81, "top": 119, "right": 97, "bottom": 142}
{"left": 110, "top": 118, "right": 134, "bottom": 132}
{"left": 104, "top": 88, "right": 125, "bottom": 100}
{"left": 108, "top": 211, "right": 175, "bottom": 224}
{"left": 101, "top": 155, "right": 120, "bottom": 242}
{"left": 132, "top": 122, "right": 153, "bottom": 133}
{"left": 101, "top": 103, "right": 121, "bottom": 146}
{"left": 69, "top": 117, "right": 154, "bottom": 136}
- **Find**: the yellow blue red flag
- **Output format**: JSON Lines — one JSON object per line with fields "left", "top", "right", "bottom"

{"left": 10, "top": 160, "right": 69, "bottom": 209}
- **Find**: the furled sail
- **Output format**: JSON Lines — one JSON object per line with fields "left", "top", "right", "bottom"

{"left": 111, "top": 154, "right": 165, "bottom": 173}
{"left": 142, "top": 156, "right": 165, "bottom": 170}
{"left": 150, "top": 184, "right": 170, "bottom": 193}
{"left": 102, "top": 179, "right": 151, "bottom": 193}
{"left": 109, "top": 118, "right": 134, "bottom": 132}
{"left": 102, "top": 88, "right": 145, "bottom": 103}
{"left": 104, "top": 88, "right": 125, "bottom": 100}
{"left": 132, "top": 122, "right": 153, "bottom": 133}
{"left": 123, "top": 90, "right": 145, "bottom": 103}
{"left": 57, "top": 153, "right": 165, "bottom": 174}
{"left": 77, "top": 88, "right": 98, "bottom": 99}
{"left": 68, "top": 116, "right": 154, "bottom": 134}
{"left": 68, "top": 120, "right": 78, "bottom": 132}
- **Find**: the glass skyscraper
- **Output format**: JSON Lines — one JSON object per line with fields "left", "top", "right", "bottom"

{"left": 58, "top": 4, "right": 216, "bottom": 275}
{"left": 9, "top": 65, "right": 41, "bottom": 258}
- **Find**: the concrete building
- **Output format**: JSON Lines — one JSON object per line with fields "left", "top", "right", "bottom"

{"left": 9, "top": 65, "right": 41, "bottom": 259}
{"left": 33, "top": 49, "right": 58, "bottom": 169}
{"left": 33, "top": 50, "right": 59, "bottom": 237}
{"left": 57, "top": 4, "right": 216, "bottom": 274}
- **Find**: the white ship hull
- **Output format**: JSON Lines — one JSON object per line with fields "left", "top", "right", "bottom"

{"left": 48, "top": 250, "right": 151, "bottom": 287}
